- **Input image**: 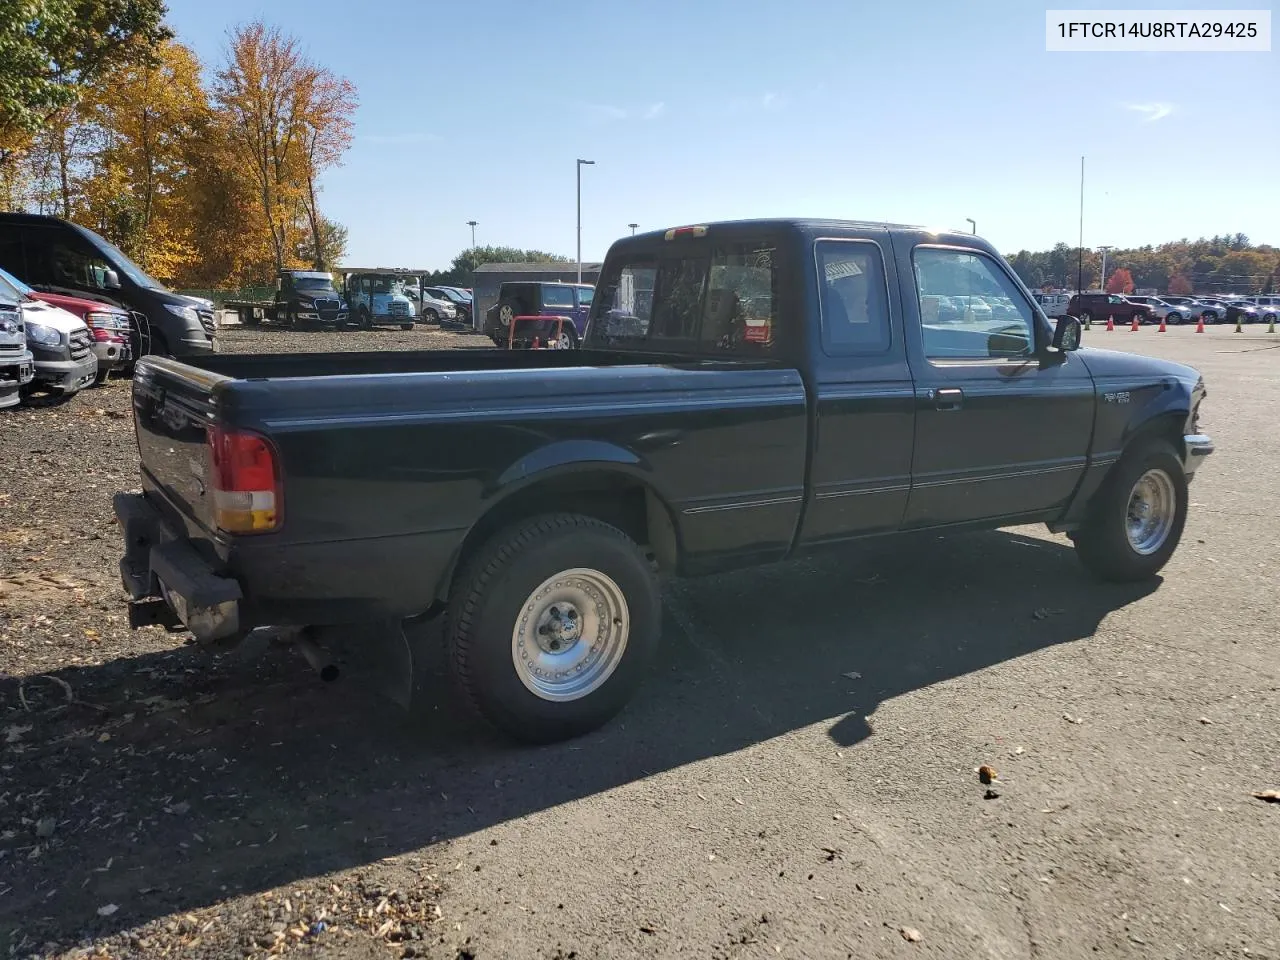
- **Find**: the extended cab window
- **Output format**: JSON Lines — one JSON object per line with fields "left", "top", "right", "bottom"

{"left": 816, "top": 239, "right": 890, "bottom": 354}
{"left": 592, "top": 243, "right": 776, "bottom": 355}
{"left": 913, "top": 248, "right": 1036, "bottom": 360}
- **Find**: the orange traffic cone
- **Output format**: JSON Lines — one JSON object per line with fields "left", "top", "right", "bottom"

{"left": 1130, "top": 315, "right": 1140, "bottom": 332}
{"left": 1106, "top": 315, "right": 1115, "bottom": 331}
{"left": 1195, "top": 317, "right": 1205, "bottom": 333}
{"left": 1157, "top": 317, "right": 1167, "bottom": 333}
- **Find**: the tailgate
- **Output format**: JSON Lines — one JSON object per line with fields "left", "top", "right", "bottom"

{"left": 131, "top": 357, "right": 227, "bottom": 534}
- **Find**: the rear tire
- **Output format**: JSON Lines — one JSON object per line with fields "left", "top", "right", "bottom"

{"left": 1072, "top": 440, "right": 1187, "bottom": 582}
{"left": 445, "top": 513, "right": 661, "bottom": 744}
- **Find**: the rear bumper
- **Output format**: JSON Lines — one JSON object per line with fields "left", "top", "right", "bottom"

{"left": 1184, "top": 433, "right": 1214, "bottom": 479}
{"left": 114, "top": 492, "right": 243, "bottom": 644}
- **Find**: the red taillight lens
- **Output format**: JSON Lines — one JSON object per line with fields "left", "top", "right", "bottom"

{"left": 206, "top": 426, "right": 282, "bottom": 534}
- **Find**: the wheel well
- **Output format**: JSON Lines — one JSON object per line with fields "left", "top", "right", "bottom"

{"left": 436, "top": 471, "right": 679, "bottom": 602}
{"left": 1125, "top": 412, "right": 1186, "bottom": 462}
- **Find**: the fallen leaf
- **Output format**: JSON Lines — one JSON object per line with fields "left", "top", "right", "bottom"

{"left": 1198, "top": 717, "right": 1213, "bottom": 725}
{"left": 978, "top": 765, "right": 998, "bottom": 785}
{"left": 97, "top": 903, "right": 119, "bottom": 917}
{"left": 4, "top": 724, "right": 32, "bottom": 744}
{"left": 842, "top": 671, "right": 862, "bottom": 681}
{"left": 1033, "top": 608, "right": 1065, "bottom": 621}
{"left": 900, "top": 926, "right": 922, "bottom": 943}
{"left": 1251, "top": 790, "right": 1280, "bottom": 803}
{"left": 1063, "top": 713, "right": 1084, "bottom": 725}
{"left": 35, "top": 818, "right": 56, "bottom": 838}
{"left": 165, "top": 802, "right": 191, "bottom": 816}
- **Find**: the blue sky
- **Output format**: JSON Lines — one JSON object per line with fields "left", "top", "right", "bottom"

{"left": 165, "top": 0, "right": 1277, "bottom": 268}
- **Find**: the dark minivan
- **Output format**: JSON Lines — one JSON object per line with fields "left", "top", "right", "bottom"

{"left": 0, "top": 213, "right": 217, "bottom": 358}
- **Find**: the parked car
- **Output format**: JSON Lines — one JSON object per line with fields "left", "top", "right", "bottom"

{"left": 1032, "top": 293, "right": 1073, "bottom": 318}
{"left": 112, "top": 218, "right": 1213, "bottom": 745}
{"left": 483, "top": 281, "right": 594, "bottom": 346}
{"left": 18, "top": 292, "right": 98, "bottom": 397}
{"left": 423, "top": 286, "right": 469, "bottom": 325}
{"left": 404, "top": 287, "right": 457, "bottom": 324}
{"left": 0, "top": 296, "right": 35, "bottom": 408}
{"left": 0, "top": 265, "right": 130, "bottom": 383}
{"left": 1066, "top": 293, "right": 1155, "bottom": 325}
{"left": 1224, "top": 300, "right": 1262, "bottom": 325}
{"left": 1124, "top": 295, "right": 1185, "bottom": 323}
{"left": 0, "top": 213, "right": 216, "bottom": 358}
{"left": 341, "top": 272, "right": 416, "bottom": 330}
{"left": 1159, "top": 296, "right": 1225, "bottom": 323}
{"left": 1249, "top": 296, "right": 1280, "bottom": 323}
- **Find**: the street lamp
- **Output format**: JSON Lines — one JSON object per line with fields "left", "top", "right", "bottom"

{"left": 965, "top": 218, "right": 976, "bottom": 235}
{"left": 577, "top": 159, "right": 595, "bottom": 283}
{"left": 628, "top": 223, "right": 638, "bottom": 236}
{"left": 466, "top": 220, "right": 477, "bottom": 251}
{"left": 1097, "top": 245, "right": 1113, "bottom": 292}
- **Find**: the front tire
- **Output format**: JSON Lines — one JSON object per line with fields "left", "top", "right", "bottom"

{"left": 1073, "top": 440, "right": 1187, "bottom": 582}
{"left": 445, "top": 513, "right": 661, "bottom": 744}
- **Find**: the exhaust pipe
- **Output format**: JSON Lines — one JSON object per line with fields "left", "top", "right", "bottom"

{"left": 295, "top": 630, "right": 339, "bottom": 682}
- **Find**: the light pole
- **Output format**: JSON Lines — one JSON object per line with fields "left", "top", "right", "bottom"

{"left": 1097, "top": 245, "right": 1113, "bottom": 292}
{"left": 628, "top": 223, "right": 638, "bottom": 236}
{"left": 466, "top": 220, "right": 477, "bottom": 251}
{"left": 577, "top": 159, "right": 594, "bottom": 283}
{"left": 965, "top": 218, "right": 976, "bottom": 235}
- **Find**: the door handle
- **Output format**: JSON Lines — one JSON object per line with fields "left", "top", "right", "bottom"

{"left": 934, "top": 387, "right": 964, "bottom": 411}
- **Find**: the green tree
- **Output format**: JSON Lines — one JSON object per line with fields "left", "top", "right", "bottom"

{"left": 435, "top": 245, "right": 573, "bottom": 287}
{"left": 0, "top": 0, "right": 170, "bottom": 164}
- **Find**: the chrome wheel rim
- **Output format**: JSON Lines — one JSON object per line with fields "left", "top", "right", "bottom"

{"left": 499, "top": 305, "right": 513, "bottom": 326}
{"left": 512, "top": 568, "right": 630, "bottom": 702}
{"left": 1126, "top": 468, "right": 1176, "bottom": 555}
{"left": 552, "top": 332, "right": 573, "bottom": 350}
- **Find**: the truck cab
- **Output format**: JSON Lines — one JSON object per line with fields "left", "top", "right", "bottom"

{"left": 342, "top": 272, "right": 416, "bottom": 330}
{"left": 275, "top": 270, "right": 348, "bottom": 327}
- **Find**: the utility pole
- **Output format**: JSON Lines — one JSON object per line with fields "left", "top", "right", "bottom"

{"left": 629, "top": 223, "right": 638, "bottom": 235}
{"left": 1098, "top": 245, "right": 1114, "bottom": 292}
{"left": 1077, "top": 156, "right": 1085, "bottom": 296}
{"left": 577, "top": 159, "right": 594, "bottom": 283}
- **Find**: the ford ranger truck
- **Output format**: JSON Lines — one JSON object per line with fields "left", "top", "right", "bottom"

{"left": 113, "top": 219, "right": 1214, "bottom": 745}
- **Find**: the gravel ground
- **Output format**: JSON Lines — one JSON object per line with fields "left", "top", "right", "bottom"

{"left": 2, "top": 324, "right": 1279, "bottom": 960}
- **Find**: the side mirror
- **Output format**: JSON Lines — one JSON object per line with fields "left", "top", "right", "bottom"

{"left": 1052, "top": 314, "right": 1082, "bottom": 352}
{"left": 104, "top": 269, "right": 121, "bottom": 290}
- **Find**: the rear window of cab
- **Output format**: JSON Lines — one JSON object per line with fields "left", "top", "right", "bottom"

{"left": 589, "top": 243, "right": 777, "bottom": 356}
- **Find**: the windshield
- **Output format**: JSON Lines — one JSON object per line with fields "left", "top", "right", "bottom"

{"left": 0, "top": 265, "right": 35, "bottom": 301}
{"left": 430, "top": 288, "right": 464, "bottom": 303}
{"left": 295, "top": 276, "right": 337, "bottom": 294}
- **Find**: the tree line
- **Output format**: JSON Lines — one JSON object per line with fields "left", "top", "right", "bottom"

{"left": 1006, "top": 234, "right": 1278, "bottom": 296}
{"left": 1, "top": 1, "right": 356, "bottom": 290}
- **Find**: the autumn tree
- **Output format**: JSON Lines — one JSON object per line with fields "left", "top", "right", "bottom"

{"left": 214, "top": 22, "right": 356, "bottom": 273}
{"left": 1167, "top": 273, "right": 1193, "bottom": 295}
{"left": 1106, "top": 268, "right": 1134, "bottom": 294}
{"left": 77, "top": 40, "right": 212, "bottom": 279}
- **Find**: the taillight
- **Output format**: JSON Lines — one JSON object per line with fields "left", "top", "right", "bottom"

{"left": 663, "top": 225, "right": 708, "bottom": 240}
{"left": 206, "top": 426, "right": 282, "bottom": 534}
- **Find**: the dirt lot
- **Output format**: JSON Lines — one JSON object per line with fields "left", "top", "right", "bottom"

{"left": 2, "top": 324, "right": 1278, "bottom": 960}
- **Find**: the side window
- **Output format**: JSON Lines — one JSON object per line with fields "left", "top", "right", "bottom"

{"left": 700, "top": 244, "right": 776, "bottom": 354}
{"left": 816, "top": 239, "right": 890, "bottom": 355}
{"left": 45, "top": 236, "right": 114, "bottom": 291}
{"left": 913, "top": 247, "right": 1036, "bottom": 360}
{"left": 542, "top": 285, "right": 575, "bottom": 310}
{"left": 576, "top": 287, "right": 594, "bottom": 308}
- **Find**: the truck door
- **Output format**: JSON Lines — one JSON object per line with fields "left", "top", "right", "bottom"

{"left": 896, "top": 238, "right": 1094, "bottom": 527}
{"left": 798, "top": 233, "right": 916, "bottom": 544}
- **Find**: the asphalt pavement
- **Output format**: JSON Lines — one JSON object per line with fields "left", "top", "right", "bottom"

{"left": 1, "top": 324, "right": 1277, "bottom": 960}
